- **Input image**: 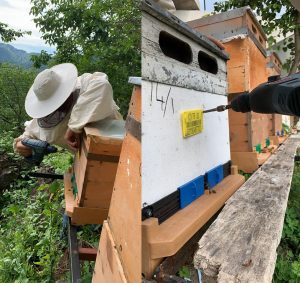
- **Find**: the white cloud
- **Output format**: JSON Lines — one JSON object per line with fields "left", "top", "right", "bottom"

{"left": 0, "top": 0, "right": 55, "bottom": 53}
{"left": 0, "top": 0, "right": 11, "bottom": 8}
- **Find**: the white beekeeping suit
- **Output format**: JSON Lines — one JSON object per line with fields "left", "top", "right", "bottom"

{"left": 14, "top": 64, "right": 122, "bottom": 150}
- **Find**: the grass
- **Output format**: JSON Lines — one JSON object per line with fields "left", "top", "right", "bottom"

{"left": 0, "top": 132, "right": 99, "bottom": 282}
{"left": 273, "top": 161, "right": 300, "bottom": 282}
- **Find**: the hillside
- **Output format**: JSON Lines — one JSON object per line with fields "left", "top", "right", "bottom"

{"left": 0, "top": 43, "right": 36, "bottom": 68}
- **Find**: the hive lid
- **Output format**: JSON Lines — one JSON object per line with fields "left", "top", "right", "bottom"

{"left": 141, "top": 0, "right": 229, "bottom": 60}
{"left": 84, "top": 119, "right": 126, "bottom": 141}
{"left": 128, "top": 77, "right": 142, "bottom": 86}
{"left": 189, "top": 6, "right": 267, "bottom": 41}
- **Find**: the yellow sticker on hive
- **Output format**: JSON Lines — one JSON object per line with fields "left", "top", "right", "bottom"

{"left": 181, "top": 109, "right": 203, "bottom": 138}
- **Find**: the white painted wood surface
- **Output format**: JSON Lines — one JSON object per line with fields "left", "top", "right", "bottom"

{"left": 194, "top": 134, "right": 300, "bottom": 283}
{"left": 142, "top": 81, "right": 231, "bottom": 205}
{"left": 142, "top": 13, "right": 228, "bottom": 96}
{"left": 142, "top": 5, "right": 230, "bottom": 206}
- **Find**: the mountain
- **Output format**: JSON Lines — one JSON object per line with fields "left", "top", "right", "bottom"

{"left": 0, "top": 43, "right": 37, "bottom": 68}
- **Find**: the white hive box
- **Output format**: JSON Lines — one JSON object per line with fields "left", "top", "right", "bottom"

{"left": 142, "top": 0, "right": 232, "bottom": 221}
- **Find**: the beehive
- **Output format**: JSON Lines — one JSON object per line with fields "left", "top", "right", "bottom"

{"left": 266, "top": 51, "right": 288, "bottom": 145}
{"left": 189, "top": 7, "right": 276, "bottom": 173}
{"left": 141, "top": 0, "right": 244, "bottom": 277}
{"left": 64, "top": 119, "right": 125, "bottom": 225}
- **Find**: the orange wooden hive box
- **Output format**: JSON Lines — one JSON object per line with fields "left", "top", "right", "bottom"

{"left": 64, "top": 119, "right": 125, "bottom": 225}
{"left": 189, "top": 7, "right": 278, "bottom": 173}
{"left": 266, "top": 51, "right": 289, "bottom": 145}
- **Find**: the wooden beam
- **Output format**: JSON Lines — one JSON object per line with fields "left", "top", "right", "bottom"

{"left": 143, "top": 175, "right": 245, "bottom": 260}
{"left": 194, "top": 134, "right": 300, "bottom": 283}
{"left": 142, "top": 172, "right": 245, "bottom": 278}
{"left": 79, "top": 248, "right": 97, "bottom": 261}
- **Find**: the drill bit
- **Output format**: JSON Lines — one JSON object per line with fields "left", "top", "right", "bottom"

{"left": 203, "top": 104, "right": 232, "bottom": 113}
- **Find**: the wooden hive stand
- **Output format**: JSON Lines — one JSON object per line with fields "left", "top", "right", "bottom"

{"left": 64, "top": 119, "right": 125, "bottom": 225}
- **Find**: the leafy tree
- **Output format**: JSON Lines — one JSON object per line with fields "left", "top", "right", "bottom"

{"left": 0, "top": 63, "right": 37, "bottom": 133}
{"left": 214, "top": 0, "right": 300, "bottom": 74}
{"left": 0, "top": 22, "right": 31, "bottom": 42}
{"left": 31, "top": 50, "right": 52, "bottom": 69}
{"left": 30, "top": 0, "right": 141, "bottom": 115}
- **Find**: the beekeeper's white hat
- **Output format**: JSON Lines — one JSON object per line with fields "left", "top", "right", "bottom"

{"left": 25, "top": 63, "right": 78, "bottom": 118}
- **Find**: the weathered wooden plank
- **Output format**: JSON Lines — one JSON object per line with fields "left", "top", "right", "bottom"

{"left": 194, "top": 134, "right": 300, "bottom": 283}
{"left": 142, "top": 11, "right": 229, "bottom": 96}
{"left": 142, "top": 52, "right": 227, "bottom": 95}
{"left": 142, "top": 12, "right": 227, "bottom": 74}
{"left": 141, "top": 0, "right": 229, "bottom": 60}
{"left": 92, "top": 222, "right": 127, "bottom": 283}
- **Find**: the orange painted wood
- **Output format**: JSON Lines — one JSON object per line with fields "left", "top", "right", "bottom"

{"left": 251, "top": 115, "right": 270, "bottom": 147}
{"left": 278, "top": 135, "right": 288, "bottom": 144}
{"left": 92, "top": 221, "right": 127, "bottom": 283}
{"left": 86, "top": 137, "right": 122, "bottom": 156}
{"left": 73, "top": 149, "right": 88, "bottom": 205}
{"left": 257, "top": 152, "right": 272, "bottom": 165}
{"left": 92, "top": 85, "right": 141, "bottom": 283}
{"left": 128, "top": 85, "right": 141, "bottom": 121}
{"left": 64, "top": 172, "right": 76, "bottom": 217}
{"left": 266, "top": 52, "right": 282, "bottom": 136}
{"left": 227, "top": 65, "right": 248, "bottom": 93}
{"left": 107, "top": 87, "right": 141, "bottom": 283}
{"left": 72, "top": 122, "right": 123, "bottom": 209}
{"left": 228, "top": 108, "right": 248, "bottom": 125}
{"left": 229, "top": 124, "right": 249, "bottom": 152}
{"left": 79, "top": 248, "right": 97, "bottom": 261}
{"left": 273, "top": 114, "right": 282, "bottom": 134}
{"left": 269, "top": 136, "right": 280, "bottom": 146}
{"left": 189, "top": 10, "right": 271, "bottom": 161}
{"left": 64, "top": 172, "right": 108, "bottom": 225}
{"left": 71, "top": 207, "right": 108, "bottom": 226}
{"left": 142, "top": 174, "right": 245, "bottom": 262}
{"left": 231, "top": 151, "right": 271, "bottom": 173}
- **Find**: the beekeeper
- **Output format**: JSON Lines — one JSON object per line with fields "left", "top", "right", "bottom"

{"left": 14, "top": 63, "right": 122, "bottom": 156}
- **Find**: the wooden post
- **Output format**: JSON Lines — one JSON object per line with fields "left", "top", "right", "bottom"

{"left": 92, "top": 83, "right": 141, "bottom": 283}
{"left": 194, "top": 134, "right": 300, "bottom": 282}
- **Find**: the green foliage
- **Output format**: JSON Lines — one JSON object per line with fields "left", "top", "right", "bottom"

{"left": 238, "top": 170, "right": 252, "bottom": 181}
{"left": 178, "top": 266, "right": 191, "bottom": 280}
{"left": 0, "top": 131, "right": 100, "bottom": 281}
{"left": 282, "top": 123, "right": 291, "bottom": 134}
{"left": 0, "top": 131, "right": 15, "bottom": 154}
{"left": 30, "top": 0, "right": 141, "bottom": 116}
{"left": 0, "top": 178, "right": 65, "bottom": 282}
{"left": 42, "top": 148, "right": 73, "bottom": 174}
{"left": 274, "top": 162, "right": 300, "bottom": 282}
{"left": 0, "top": 22, "right": 30, "bottom": 42}
{"left": 214, "top": 0, "right": 300, "bottom": 73}
{"left": 31, "top": 50, "right": 52, "bottom": 69}
{"left": 0, "top": 63, "right": 37, "bottom": 133}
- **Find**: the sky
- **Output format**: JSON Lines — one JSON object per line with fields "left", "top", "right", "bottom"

{"left": 0, "top": 0, "right": 55, "bottom": 53}
{"left": 0, "top": 0, "right": 222, "bottom": 54}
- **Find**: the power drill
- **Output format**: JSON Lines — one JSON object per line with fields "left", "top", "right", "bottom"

{"left": 204, "top": 72, "right": 300, "bottom": 116}
{"left": 21, "top": 138, "right": 57, "bottom": 166}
